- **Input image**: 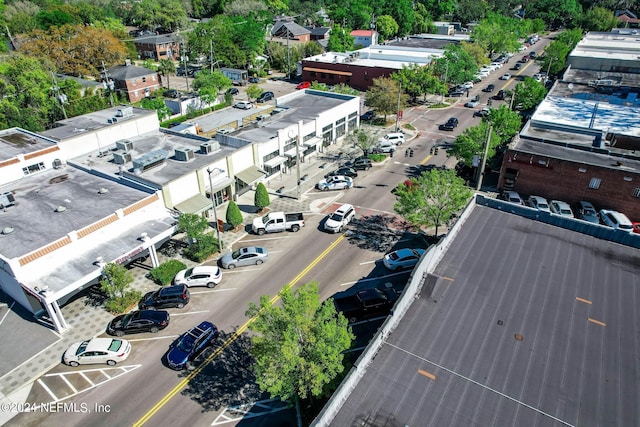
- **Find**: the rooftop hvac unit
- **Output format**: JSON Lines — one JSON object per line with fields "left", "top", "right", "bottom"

{"left": 200, "top": 142, "right": 213, "bottom": 154}
{"left": 52, "top": 158, "right": 64, "bottom": 169}
{"left": 116, "top": 140, "right": 133, "bottom": 152}
{"left": 175, "top": 147, "right": 195, "bottom": 162}
{"left": 113, "top": 151, "right": 132, "bottom": 164}
{"left": 116, "top": 106, "right": 133, "bottom": 117}
{"left": 111, "top": 117, "right": 118, "bottom": 123}
{"left": 0, "top": 192, "right": 16, "bottom": 208}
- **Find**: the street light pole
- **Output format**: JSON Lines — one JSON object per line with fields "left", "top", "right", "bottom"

{"left": 476, "top": 124, "right": 493, "bottom": 191}
{"left": 395, "top": 81, "right": 402, "bottom": 132}
{"left": 206, "top": 168, "right": 222, "bottom": 251}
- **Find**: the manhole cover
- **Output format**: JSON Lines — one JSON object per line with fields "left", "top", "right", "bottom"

{"left": 514, "top": 334, "right": 523, "bottom": 341}
{"left": 497, "top": 320, "right": 503, "bottom": 326}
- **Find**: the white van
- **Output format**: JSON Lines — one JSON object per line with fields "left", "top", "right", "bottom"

{"left": 599, "top": 209, "right": 634, "bottom": 232}
{"left": 323, "top": 203, "right": 356, "bottom": 233}
{"left": 373, "top": 140, "right": 396, "bottom": 154}
{"left": 382, "top": 132, "right": 405, "bottom": 145}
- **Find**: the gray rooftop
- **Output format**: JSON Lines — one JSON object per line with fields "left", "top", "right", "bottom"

{"left": 330, "top": 205, "right": 640, "bottom": 427}
{"left": 0, "top": 166, "right": 158, "bottom": 259}
{"left": 0, "top": 128, "right": 57, "bottom": 161}
{"left": 71, "top": 130, "right": 238, "bottom": 186}
{"left": 39, "top": 106, "right": 156, "bottom": 142}
{"left": 108, "top": 64, "right": 158, "bottom": 80}
{"left": 132, "top": 33, "right": 180, "bottom": 45}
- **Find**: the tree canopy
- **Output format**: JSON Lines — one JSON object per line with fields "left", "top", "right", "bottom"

{"left": 449, "top": 121, "right": 501, "bottom": 167}
{"left": 512, "top": 77, "right": 547, "bottom": 111}
{"left": 246, "top": 282, "right": 354, "bottom": 402}
{"left": 432, "top": 44, "right": 478, "bottom": 85}
{"left": 365, "top": 77, "right": 407, "bottom": 124}
{"left": 394, "top": 169, "right": 473, "bottom": 235}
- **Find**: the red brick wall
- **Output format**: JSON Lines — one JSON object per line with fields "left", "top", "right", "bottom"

{"left": 499, "top": 149, "right": 640, "bottom": 220}
{"left": 301, "top": 61, "right": 396, "bottom": 91}
{"left": 119, "top": 74, "right": 160, "bottom": 102}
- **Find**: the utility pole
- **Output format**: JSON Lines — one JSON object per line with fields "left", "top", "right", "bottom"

{"left": 476, "top": 124, "right": 493, "bottom": 191}
{"left": 441, "top": 60, "right": 449, "bottom": 103}
{"left": 101, "top": 61, "right": 115, "bottom": 107}
{"left": 180, "top": 41, "right": 190, "bottom": 93}
{"left": 395, "top": 81, "right": 402, "bottom": 132}
{"left": 51, "top": 72, "right": 68, "bottom": 119}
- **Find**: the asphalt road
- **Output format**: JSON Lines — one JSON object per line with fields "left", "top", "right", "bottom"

{"left": 9, "top": 35, "right": 552, "bottom": 427}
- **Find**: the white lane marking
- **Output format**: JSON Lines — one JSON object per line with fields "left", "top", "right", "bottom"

{"left": 359, "top": 260, "right": 377, "bottom": 265}
{"left": 240, "top": 236, "right": 291, "bottom": 242}
{"left": 126, "top": 335, "right": 180, "bottom": 342}
{"left": 36, "top": 378, "right": 59, "bottom": 401}
{"left": 79, "top": 372, "right": 94, "bottom": 387}
{"left": 211, "top": 398, "right": 289, "bottom": 425}
{"left": 0, "top": 301, "right": 15, "bottom": 326}
{"left": 189, "top": 288, "right": 237, "bottom": 295}
{"left": 60, "top": 374, "right": 78, "bottom": 393}
{"left": 169, "top": 310, "right": 210, "bottom": 316}
{"left": 339, "top": 271, "right": 410, "bottom": 286}
{"left": 220, "top": 268, "right": 261, "bottom": 273}
{"left": 385, "top": 342, "right": 575, "bottom": 427}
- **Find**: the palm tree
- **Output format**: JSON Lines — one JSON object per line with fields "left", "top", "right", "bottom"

{"left": 158, "top": 59, "right": 176, "bottom": 89}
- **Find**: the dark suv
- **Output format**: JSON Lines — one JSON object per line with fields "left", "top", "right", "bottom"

{"left": 439, "top": 117, "right": 459, "bottom": 131}
{"left": 139, "top": 285, "right": 190, "bottom": 310}
{"left": 256, "top": 91, "right": 274, "bottom": 103}
{"left": 166, "top": 321, "right": 219, "bottom": 370}
{"left": 325, "top": 167, "right": 358, "bottom": 178}
{"left": 343, "top": 157, "right": 372, "bottom": 171}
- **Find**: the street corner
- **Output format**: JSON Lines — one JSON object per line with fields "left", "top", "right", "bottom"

{"left": 308, "top": 194, "right": 343, "bottom": 213}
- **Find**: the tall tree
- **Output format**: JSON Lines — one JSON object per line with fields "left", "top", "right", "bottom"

{"left": 246, "top": 282, "right": 354, "bottom": 403}
{"left": 512, "top": 77, "right": 547, "bottom": 111}
{"left": 432, "top": 44, "right": 478, "bottom": 85}
{"left": 470, "top": 13, "right": 521, "bottom": 56}
{"left": 326, "top": 24, "right": 354, "bottom": 52}
{"left": 158, "top": 59, "right": 176, "bottom": 90}
{"left": 448, "top": 122, "right": 501, "bottom": 167}
{"left": 375, "top": 15, "right": 398, "bottom": 41}
{"left": 365, "top": 77, "right": 407, "bottom": 124}
{"left": 394, "top": 169, "right": 473, "bottom": 236}
{"left": 345, "top": 128, "right": 377, "bottom": 155}
{"left": 526, "top": 0, "right": 582, "bottom": 29}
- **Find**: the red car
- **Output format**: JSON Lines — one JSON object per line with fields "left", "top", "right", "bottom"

{"left": 632, "top": 222, "right": 640, "bottom": 234}
{"left": 520, "top": 55, "right": 530, "bottom": 63}
{"left": 296, "top": 81, "right": 311, "bottom": 90}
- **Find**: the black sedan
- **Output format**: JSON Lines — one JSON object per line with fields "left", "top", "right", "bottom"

{"left": 226, "top": 87, "right": 239, "bottom": 95}
{"left": 325, "top": 167, "right": 358, "bottom": 179}
{"left": 107, "top": 310, "right": 170, "bottom": 336}
{"left": 482, "top": 84, "right": 495, "bottom": 92}
{"left": 360, "top": 110, "right": 375, "bottom": 121}
{"left": 256, "top": 91, "right": 274, "bottom": 103}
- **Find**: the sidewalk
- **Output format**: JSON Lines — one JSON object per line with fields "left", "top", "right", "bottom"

{"left": 0, "top": 128, "right": 407, "bottom": 425}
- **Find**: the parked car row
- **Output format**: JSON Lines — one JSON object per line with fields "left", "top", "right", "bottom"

{"left": 318, "top": 154, "right": 376, "bottom": 191}
{"left": 501, "top": 191, "right": 637, "bottom": 233}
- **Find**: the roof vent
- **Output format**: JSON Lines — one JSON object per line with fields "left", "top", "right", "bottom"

{"left": 55, "top": 205, "right": 67, "bottom": 212}
{"left": 116, "top": 140, "right": 133, "bottom": 152}
{"left": 0, "top": 192, "right": 16, "bottom": 208}
{"left": 98, "top": 187, "right": 109, "bottom": 194}
{"left": 116, "top": 106, "right": 134, "bottom": 117}
{"left": 175, "top": 147, "right": 195, "bottom": 162}
{"left": 1, "top": 227, "right": 14, "bottom": 235}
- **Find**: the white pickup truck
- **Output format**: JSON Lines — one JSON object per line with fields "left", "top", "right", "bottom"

{"left": 252, "top": 211, "right": 305, "bottom": 235}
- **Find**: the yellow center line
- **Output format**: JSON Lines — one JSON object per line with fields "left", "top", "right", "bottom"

{"left": 418, "top": 369, "right": 436, "bottom": 380}
{"left": 588, "top": 317, "right": 606, "bottom": 327}
{"left": 575, "top": 297, "right": 592, "bottom": 305}
{"left": 134, "top": 234, "right": 346, "bottom": 426}
{"left": 442, "top": 276, "right": 455, "bottom": 282}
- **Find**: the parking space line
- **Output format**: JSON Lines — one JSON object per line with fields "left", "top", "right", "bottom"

{"left": 169, "top": 310, "right": 210, "bottom": 316}
{"left": 101, "top": 370, "right": 111, "bottom": 380}
{"left": 359, "top": 260, "right": 377, "bottom": 265}
{"left": 588, "top": 317, "right": 606, "bottom": 327}
{"left": 241, "top": 236, "right": 292, "bottom": 243}
{"left": 189, "top": 288, "right": 237, "bottom": 295}
{"left": 79, "top": 372, "right": 94, "bottom": 387}
{"left": 127, "top": 335, "right": 179, "bottom": 342}
{"left": 576, "top": 297, "right": 592, "bottom": 305}
{"left": 220, "top": 268, "right": 260, "bottom": 273}
{"left": 36, "top": 378, "right": 59, "bottom": 401}
{"left": 0, "top": 301, "right": 15, "bottom": 326}
{"left": 418, "top": 369, "right": 436, "bottom": 380}
{"left": 60, "top": 374, "right": 77, "bottom": 393}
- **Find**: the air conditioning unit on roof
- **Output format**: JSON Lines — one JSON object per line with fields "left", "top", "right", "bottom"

{"left": 175, "top": 147, "right": 195, "bottom": 162}
{"left": 113, "top": 151, "right": 132, "bottom": 164}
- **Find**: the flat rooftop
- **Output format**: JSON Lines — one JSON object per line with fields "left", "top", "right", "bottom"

{"left": 305, "top": 45, "right": 441, "bottom": 69}
{"left": 330, "top": 205, "right": 640, "bottom": 427}
{"left": 0, "top": 128, "right": 57, "bottom": 161}
{"left": 71, "top": 130, "right": 240, "bottom": 186}
{"left": 0, "top": 165, "right": 157, "bottom": 259}
{"left": 39, "top": 106, "right": 156, "bottom": 142}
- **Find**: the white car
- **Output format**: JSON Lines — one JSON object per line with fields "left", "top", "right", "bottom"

{"left": 316, "top": 175, "right": 353, "bottom": 191}
{"left": 173, "top": 266, "right": 222, "bottom": 288}
{"left": 63, "top": 338, "right": 131, "bottom": 367}
{"left": 500, "top": 73, "right": 511, "bottom": 80}
{"left": 323, "top": 203, "right": 356, "bottom": 233}
{"left": 465, "top": 100, "right": 480, "bottom": 108}
{"left": 503, "top": 190, "right": 524, "bottom": 205}
{"left": 599, "top": 209, "right": 633, "bottom": 232}
{"left": 382, "top": 248, "right": 426, "bottom": 271}
{"left": 527, "top": 195, "right": 550, "bottom": 212}
{"left": 381, "top": 132, "right": 405, "bottom": 145}
{"left": 549, "top": 200, "right": 574, "bottom": 218}
{"left": 233, "top": 101, "right": 253, "bottom": 109}
{"left": 461, "top": 81, "right": 474, "bottom": 89}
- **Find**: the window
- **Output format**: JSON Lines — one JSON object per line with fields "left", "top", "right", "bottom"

{"left": 284, "top": 139, "right": 296, "bottom": 152}
{"left": 321, "top": 73, "right": 327, "bottom": 78}
{"left": 588, "top": 177, "right": 601, "bottom": 189}
{"left": 310, "top": 71, "right": 317, "bottom": 77}
{"left": 22, "top": 162, "right": 45, "bottom": 176}
{"left": 263, "top": 150, "right": 279, "bottom": 162}
{"left": 142, "top": 77, "right": 147, "bottom": 83}
{"left": 303, "top": 132, "right": 316, "bottom": 142}
{"left": 633, "top": 187, "right": 640, "bottom": 198}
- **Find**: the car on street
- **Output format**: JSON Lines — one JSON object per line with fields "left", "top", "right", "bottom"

{"left": 166, "top": 321, "right": 218, "bottom": 370}
{"left": 343, "top": 157, "right": 372, "bottom": 170}
{"left": 520, "top": 55, "right": 530, "bottom": 63}
{"left": 316, "top": 175, "right": 353, "bottom": 191}
{"left": 381, "top": 132, "right": 405, "bottom": 145}
{"left": 360, "top": 110, "right": 375, "bottom": 121}
{"left": 382, "top": 248, "right": 426, "bottom": 271}
{"left": 248, "top": 77, "right": 260, "bottom": 83}
{"left": 173, "top": 266, "right": 222, "bottom": 288}
{"left": 473, "top": 107, "right": 491, "bottom": 117}
{"left": 465, "top": 100, "right": 480, "bottom": 108}
{"left": 549, "top": 200, "right": 575, "bottom": 218}
{"left": 529, "top": 51, "right": 537, "bottom": 58}
{"left": 500, "top": 73, "right": 511, "bottom": 80}
{"left": 164, "top": 89, "right": 178, "bottom": 98}
{"left": 233, "top": 100, "right": 253, "bottom": 109}
{"left": 323, "top": 203, "right": 356, "bottom": 233}
{"left": 325, "top": 167, "right": 358, "bottom": 179}
{"left": 139, "top": 284, "right": 190, "bottom": 310}
{"left": 63, "top": 338, "right": 131, "bottom": 367}
{"left": 527, "top": 195, "right": 551, "bottom": 212}
{"left": 256, "top": 91, "right": 274, "bottom": 103}
{"left": 461, "top": 81, "right": 474, "bottom": 89}
{"left": 220, "top": 246, "right": 269, "bottom": 269}
{"left": 512, "top": 63, "right": 522, "bottom": 70}
{"left": 448, "top": 88, "right": 465, "bottom": 97}
{"left": 482, "top": 84, "right": 495, "bottom": 92}
{"left": 226, "top": 88, "right": 239, "bottom": 95}
{"left": 296, "top": 81, "right": 311, "bottom": 89}
{"left": 107, "top": 310, "right": 170, "bottom": 336}
{"left": 494, "top": 90, "right": 506, "bottom": 100}
{"left": 632, "top": 222, "right": 640, "bottom": 234}
{"left": 599, "top": 209, "right": 634, "bottom": 232}
{"left": 575, "top": 201, "right": 599, "bottom": 224}
{"left": 439, "top": 117, "right": 458, "bottom": 131}
{"left": 503, "top": 190, "right": 524, "bottom": 205}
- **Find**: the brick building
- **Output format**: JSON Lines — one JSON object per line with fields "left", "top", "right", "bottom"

{"left": 132, "top": 34, "right": 181, "bottom": 60}
{"left": 108, "top": 62, "right": 160, "bottom": 103}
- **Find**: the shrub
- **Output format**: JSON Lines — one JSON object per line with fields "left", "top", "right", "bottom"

{"left": 100, "top": 262, "right": 134, "bottom": 299}
{"left": 183, "top": 234, "right": 220, "bottom": 262}
{"left": 369, "top": 153, "right": 386, "bottom": 162}
{"left": 254, "top": 182, "right": 270, "bottom": 211}
{"left": 226, "top": 200, "right": 243, "bottom": 229}
{"left": 104, "top": 290, "right": 142, "bottom": 314}
{"left": 149, "top": 259, "right": 187, "bottom": 285}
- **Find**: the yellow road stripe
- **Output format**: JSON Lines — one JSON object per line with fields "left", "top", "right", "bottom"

{"left": 575, "top": 297, "right": 592, "bottom": 305}
{"left": 442, "top": 276, "right": 454, "bottom": 282}
{"left": 419, "top": 155, "right": 432, "bottom": 165}
{"left": 134, "top": 234, "right": 346, "bottom": 426}
{"left": 588, "top": 317, "right": 606, "bottom": 327}
{"left": 418, "top": 369, "right": 436, "bottom": 380}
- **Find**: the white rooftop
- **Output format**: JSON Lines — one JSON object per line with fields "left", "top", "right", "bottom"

{"left": 305, "top": 44, "right": 442, "bottom": 70}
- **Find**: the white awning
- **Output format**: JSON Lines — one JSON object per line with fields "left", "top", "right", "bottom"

{"left": 236, "top": 165, "right": 266, "bottom": 185}
{"left": 284, "top": 148, "right": 298, "bottom": 157}
{"left": 303, "top": 136, "right": 322, "bottom": 147}
{"left": 263, "top": 156, "right": 287, "bottom": 168}
{"left": 174, "top": 194, "right": 211, "bottom": 214}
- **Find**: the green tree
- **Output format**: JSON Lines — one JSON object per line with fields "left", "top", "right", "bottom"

{"left": 375, "top": 15, "right": 399, "bottom": 41}
{"left": 527, "top": 0, "right": 582, "bottom": 28}
{"left": 225, "top": 200, "right": 244, "bottom": 229}
{"left": 539, "top": 40, "right": 570, "bottom": 75}
{"left": 254, "top": 182, "right": 270, "bottom": 211}
{"left": 449, "top": 120, "right": 504, "bottom": 167}
{"left": 393, "top": 64, "right": 446, "bottom": 103}
{"left": 100, "top": 262, "right": 134, "bottom": 300}
{"left": 177, "top": 213, "right": 209, "bottom": 243}
{"left": 346, "top": 128, "right": 377, "bottom": 155}
{"left": 394, "top": 169, "right": 472, "bottom": 236}
{"left": 198, "top": 87, "right": 218, "bottom": 112}
{"left": 245, "top": 84, "right": 263, "bottom": 101}
{"left": 470, "top": 13, "right": 521, "bottom": 56}
{"left": 453, "top": 0, "right": 488, "bottom": 24}
{"left": 158, "top": 59, "right": 176, "bottom": 90}
{"left": 512, "top": 77, "right": 547, "bottom": 111}
{"left": 432, "top": 44, "right": 478, "bottom": 85}
{"left": 326, "top": 24, "right": 354, "bottom": 52}
{"left": 487, "top": 105, "right": 522, "bottom": 143}
{"left": 140, "top": 96, "right": 172, "bottom": 120}
{"left": 193, "top": 69, "right": 232, "bottom": 93}
{"left": 460, "top": 41, "right": 489, "bottom": 67}
{"left": 365, "top": 77, "right": 407, "bottom": 124}
{"left": 130, "top": 0, "right": 187, "bottom": 32}
{"left": 246, "top": 282, "right": 354, "bottom": 403}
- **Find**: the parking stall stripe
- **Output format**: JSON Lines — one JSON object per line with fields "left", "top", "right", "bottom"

{"left": 588, "top": 317, "right": 606, "bottom": 327}
{"left": 575, "top": 297, "right": 592, "bottom": 305}
{"left": 79, "top": 372, "right": 94, "bottom": 387}
{"left": 36, "top": 378, "right": 59, "bottom": 401}
{"left": 418, "top": 369, "right": 436, "bottom": 380}
{"left": 59, "top": 374, "right": 78, "bottom": 393}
